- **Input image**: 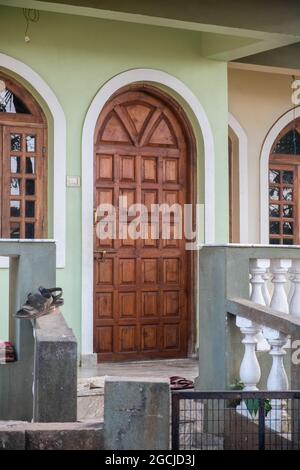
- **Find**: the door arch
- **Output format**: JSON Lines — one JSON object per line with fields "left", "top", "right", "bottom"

{"left": 268, "top": 118, "right": 300, "bottom": 245}
{"left": 0, "top": 72, "right": 47, "bottom": 240}
{"left": 93, "top": 85, "right": 195, "bottom": 361}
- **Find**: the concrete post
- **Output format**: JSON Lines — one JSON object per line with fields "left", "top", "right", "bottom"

{"left": 104, "top": 377, "right": 170, "bottom": 450}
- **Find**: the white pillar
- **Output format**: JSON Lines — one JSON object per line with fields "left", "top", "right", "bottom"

{"left": 236, "top": 316, "right": 261, "bottom": 391}
{"left": 249, "top": 259, "right": 270, "bottom": 351}
{"left": 289, "top": 259, "right": 300, "bottom": 317}
{"left": 264, "top": 328, "right": 290, "bottom": 433}
{"left": 269, "top": 259, "right": 291, "bottom": 313}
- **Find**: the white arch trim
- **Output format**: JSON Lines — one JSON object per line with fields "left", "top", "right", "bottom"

{"left": 260, "top": 108, "right": 300, "bottom": 243}
{"left": 0, "top": 53, "right": 66, "bottom": 268}
{"left": 81, "top": 68, "right": 215, "bottom": 355}
{"left": 228, "top": 113, "right": 249, "bottom": 243}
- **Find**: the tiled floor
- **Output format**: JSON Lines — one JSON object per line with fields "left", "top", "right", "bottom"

{"left": 78, "top": 358, "right": 198, "bottom": 381}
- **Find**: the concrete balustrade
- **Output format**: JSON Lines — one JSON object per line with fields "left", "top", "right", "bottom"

{"left": 0, "top": 240, "right": 77, "bottom": 422}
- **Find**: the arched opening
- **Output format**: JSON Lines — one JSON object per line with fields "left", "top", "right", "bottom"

{"left": 228, "top": 114, "right": 248, "bottom": 244}
{"left": 93, "top": 84, "right": 196, "bottom": 362}
{"left": 228, "top": 131, "right": 240, "bottom": 243}
{"left": 268, "top": 118, "right": 300, "bottom": 245}
{"left": 0, "top": 72, "right": 47, "bottom": 239}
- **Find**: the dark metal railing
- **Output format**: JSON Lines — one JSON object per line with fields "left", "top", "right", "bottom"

{"left": 171, "top": 390, "right": 300, "bottom": 450}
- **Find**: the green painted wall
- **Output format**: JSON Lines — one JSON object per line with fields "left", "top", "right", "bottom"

{"left": 0, "top": 5, "right": 228, "bottom": 351}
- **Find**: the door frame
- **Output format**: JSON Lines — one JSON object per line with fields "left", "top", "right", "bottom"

{"left": 0, "top": 53, "right": 67, "bottom": 268}
{"left": 81, "top": 68, "right": 216, "bottom": 360}
{"left": 260, "top": 107, "right": 300, "bottom": 243}
{"left": 93, "top": 84, "right": 197, "bottom": 360}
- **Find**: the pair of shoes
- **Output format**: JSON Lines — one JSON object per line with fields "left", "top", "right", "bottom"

{"left": 15, "top": 287, "right": 64, "bottom": 320}
{"left": 170, "top": 376, "right": 194, "bottom": 390}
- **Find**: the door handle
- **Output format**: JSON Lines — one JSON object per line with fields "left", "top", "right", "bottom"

{"left": 93, "top": 208, "right": 98, "bottom": 225}
{"left": 94, "top": 249, "right": 117, "bottom": 260}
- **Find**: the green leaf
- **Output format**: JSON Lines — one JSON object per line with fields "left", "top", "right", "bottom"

{"left": 244, "top": 398, "right": 259, "bottom": 417}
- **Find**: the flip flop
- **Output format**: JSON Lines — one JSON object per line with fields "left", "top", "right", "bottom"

{"left": 15, "top": 291, "right": 53, "bottom": 320}
{"left": 170, "top": 376, "right": 194, "bottom": 390}
{"left": 39, "top": 287, "right": 64, "bottom": 307}
{"left": 15, "top": 286, "right": 64, "bottom": 320}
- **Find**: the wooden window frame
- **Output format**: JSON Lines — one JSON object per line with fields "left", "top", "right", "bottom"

{"left": 269, "top": 119, "right": 300, "bottom": 245}
{"left": 0, "top": 72, "right": 47, "bottom": 239}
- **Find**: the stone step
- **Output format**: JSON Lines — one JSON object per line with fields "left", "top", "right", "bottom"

{"left": 77, "top": 377, "right": 104, "bottom": 422}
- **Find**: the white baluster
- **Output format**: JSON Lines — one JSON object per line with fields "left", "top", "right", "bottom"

{"left": 289, "top": 259, "right": 300, "bottom": 317}
{"left": 287, "top": 267, "right": 295, "bottom": 305}
{"left": 236, "top": 316, "right": 261, "bottom": 391}
{"left": 249, "top": 259, "right": 270, "bottom": 351}
{"left": 269, "top": 259, "right": 291, "bottom": 313}
{"left": 264, "top": 328, "right": 289, "bottom": 432}
{"left": 249, "top": 259, "right": 269, "bottom": 305}
{"left": 262, "top": 271, "right": 271, "bottom": 306}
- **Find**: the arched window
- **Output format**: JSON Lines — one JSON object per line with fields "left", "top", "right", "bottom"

{"left": 269, "top": 119, "right": 300, "bottom": 245}
{"left": 0, "top": 72, "right": 47, "bottom": 239}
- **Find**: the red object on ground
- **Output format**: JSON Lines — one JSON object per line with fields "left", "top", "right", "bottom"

{"left": 0, "top": 341, "right": 16, "bottom": 363}
{"left": 170, "top": 376, "right": 194, "bottom": 390}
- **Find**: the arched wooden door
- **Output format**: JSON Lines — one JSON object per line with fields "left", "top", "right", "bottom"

{"left": 93, "top": 86, "right": 193, "bottom": 361}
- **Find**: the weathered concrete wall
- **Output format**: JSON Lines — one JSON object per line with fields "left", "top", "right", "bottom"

{"left": 33, "top": 312, "right": 77, "bottom": 422}
{"left": 0, "top": 241, "right": 77, "bottom": 423}
{"left": 104, "top": 377, "right": 170, "bottom": 450}
{"left": 0, "top": 421, "right": 104, "bottom": 450}
{"left": 0, "top": 241, "right": 56, "bottom": 421}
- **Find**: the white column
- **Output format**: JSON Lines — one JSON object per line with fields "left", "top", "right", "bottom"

{"left": 236, "top": 316, "right": 261, "bottom": 391}
{"left": 262, "top": 271, "right": 271, "bottom": 306}
{"left": 289, "top": 259, "right": 300, "bottom": 317}
{"left": 249, "top": 259, "right": 269, "bottom": 305}
{"left": 269, "top": 259, "right": 291, "bottom": 313}
{"left": 249, "top": 259, "right": 270, "bottom": 351}
{"left": 264, "top": 328, "right": 289, "bottom": 433}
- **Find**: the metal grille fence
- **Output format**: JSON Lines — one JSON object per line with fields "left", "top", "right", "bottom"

{"left": 171, "top": 391, "right": 300, "bottom": 450}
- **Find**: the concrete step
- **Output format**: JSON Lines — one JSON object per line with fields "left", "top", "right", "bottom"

{"left": 77, "top": 377, "right": 104, "bottom": 422}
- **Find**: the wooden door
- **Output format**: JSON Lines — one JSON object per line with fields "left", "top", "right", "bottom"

{"left": 93, "top": 87, "right": 192, "bottom": 361}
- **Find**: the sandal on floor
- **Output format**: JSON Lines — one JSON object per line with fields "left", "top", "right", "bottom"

{"left": 170, "top": 376, "right": 194, "bottom": 390}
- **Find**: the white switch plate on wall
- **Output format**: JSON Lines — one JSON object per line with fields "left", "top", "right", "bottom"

{"left": 66, "top": 176, "right": 81, "bottom": 187}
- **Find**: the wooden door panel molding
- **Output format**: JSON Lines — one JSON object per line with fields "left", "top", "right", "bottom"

{"left": 93, "top": 86, "right": 193, "bottom": 361}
